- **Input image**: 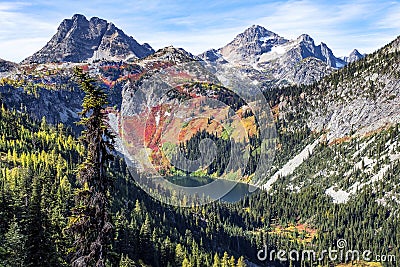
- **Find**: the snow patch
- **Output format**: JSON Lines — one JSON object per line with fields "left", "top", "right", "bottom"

{"left": 271, "top": 45, "right": 287, "bottom": 55}
{"left": 259, "top": 36, "right": 274, "bottom": 42}
{"left": 352, "top": 137, "right": 376, "bottom": 159}
{"left": 349, "top": 152, "right": 400, "bottom": 194}
{"left": 325, "top": 186, "right": 350, "bottom": 203}
{"left": 258, "top": 41, "right": 297, "bottom": 63}
{"left": 261, "top": 137, "right": 321, "bottom": 191}
{"left": 155, "top": 111, "right": 160, "bottom": 125}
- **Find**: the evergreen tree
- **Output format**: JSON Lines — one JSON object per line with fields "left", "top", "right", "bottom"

{"left": 229, "top": 256, "right": 235, "bottom": 267}
{"left": 119, "top": 254, "right": 136, "bottom": 267}
{"left": 25, "top": 174, "right": 56, "bottom": 267}
{"left": 139, "top": 214, "right": 154, "bottom": 265}
{"left": 175, "top": 244, "right": 185, "bottom": 266}
{"left": 236, "top": 256, "right": 246, "bottom": 267}
{"left": 67, "top": 67, "right": 115, "bottom": 267}
{"left": 213, "top": 253, "right": 220, "bottom": 267}
{"left": 221, "top": 252, "right": 229, "bottom": 267}
{"left": 3, "top": 217, "right": 26, "bottom": 267}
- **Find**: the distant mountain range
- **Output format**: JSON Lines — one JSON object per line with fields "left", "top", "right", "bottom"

{"left": 14, "top": 14, "right": 366, "bottom": 85}
{"left": 199, "top": 25, "right": 365, "bottom": 85}
{"left": 204, "top": 25, "right": 342, "bottom": 67}
{"left": 0, "top": 14, "right": 380, "bottom": 132}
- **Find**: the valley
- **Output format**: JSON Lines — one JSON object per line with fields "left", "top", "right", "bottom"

{"left": 0, "top": 13, "right": 399, "bottom": 267}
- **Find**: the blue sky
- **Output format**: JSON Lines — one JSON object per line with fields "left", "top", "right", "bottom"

{"left": 1, "top": 0, "right": 400, "bottom": 62}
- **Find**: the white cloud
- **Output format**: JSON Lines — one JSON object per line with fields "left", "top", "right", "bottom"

{"left": 376, "top": 2, "right": 400, "bottom": 29}
{"left": 0, "top": 2, "right": 31, "bottom": 11}
{"left": 0, "top": 2, "right": 57, "bottom": 61}
{"left": 0, "top": 38, "right": 50, "bottom": 63}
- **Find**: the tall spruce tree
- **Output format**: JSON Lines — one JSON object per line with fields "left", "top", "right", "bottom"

{"left": 3, "top": 216, "right": 26, "bottom": 267}
{"left": 68, "top": 67, "right": 115, "bottom": 267}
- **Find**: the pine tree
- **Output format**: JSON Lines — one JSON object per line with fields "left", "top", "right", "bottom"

{"left": 175, "top": 243, "right": 185, "bottom": 266}
{"left": 119, "top": 254, "right": 136, "bottom": 267}
{"left": 213, "top": 253, "right": 220, "bottom": 267}
{"left": 236, "top": 256, "right": 246, "bottom": 267}
{"left": 67, "top": 67, "right": 115, "bottom": 267}
{"left": 182, "top": 257, "right": 191, "bottom": 267}
{"left": 3, "top": 216, "right": 26, "bottom": 266}
{"left": 25, "top": 175, "right": 56, "bottom": 267}
{"left": 139, "top": 214, "right": 154, "bottom": 264}
{"left": 221, "top": 252, "right": 229, "bottom": 267}
{"left": 229, "top": 255, "right": 235, "bottom": 267}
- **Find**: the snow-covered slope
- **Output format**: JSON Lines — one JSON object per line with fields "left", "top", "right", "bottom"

{"left": 261, "top": 137, "right": 321, "bottom": 191}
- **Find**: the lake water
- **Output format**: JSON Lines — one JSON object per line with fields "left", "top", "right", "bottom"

{"left": 166, "top": 176, "right": 259, "bottom": 203}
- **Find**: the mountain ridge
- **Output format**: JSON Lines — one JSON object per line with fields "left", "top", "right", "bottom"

{"left": 0, "top": 58, "right": 17, "bottom": 75}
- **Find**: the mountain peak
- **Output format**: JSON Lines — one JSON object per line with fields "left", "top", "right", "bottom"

{"left": 89, "top": 16, "right": 107, "bottom": 24}
{"left": 200, "top": 27, "right": 345, "bottom": 84}
{"left": 219, "top": 25, "right": 288, "bottom": 63}
{"left": 22, "top": 14, "right": 154, "bottom": 64}
{"left": 350, "top": 49, "right": 362, "bottom": 57}
{"left": 241, "top": 25, "right": 280, "bottom": 40}
{"left": 72, "top": 13, "right": 87, "bottom": 21}
{"left": 297, "top": 34, "right": 314, "bottom": 44}
{"left": 342, "top": 48, "right": 364, "bottom": 63}
{"left": 249, "top": 24, "right": 268, "bottom": 31}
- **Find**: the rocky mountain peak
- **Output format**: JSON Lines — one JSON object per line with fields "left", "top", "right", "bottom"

{"left": 72, "top": 13, "right": 86, "bottom": 21}
{"left": 219, "top": 25, "right": 288, "bottom": 63}
{"left": 342, "top": 48, "right": 365, "bottom": 63}
{"left": 296, "top": 34, "right": 314, "bottom": 44}
{"left": 231, "top": 24, "right": 287, "bottom": 46}
{"left": 291, "top": 34, "right": 340, "bottom": 68}
{"left": 349, "top": 49, "right": 363, "bottom": 58}
{"left": 242, "top": 25, "right": 280, "bottom": 40}
{"left": 198, "top": 49, "right": 227, "bottom": 64}
{"left": 89, "top": 16, "right": 106, "bottom": 24}
{"left": 22, "top": 14, "right": 154, "bottom": 64}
